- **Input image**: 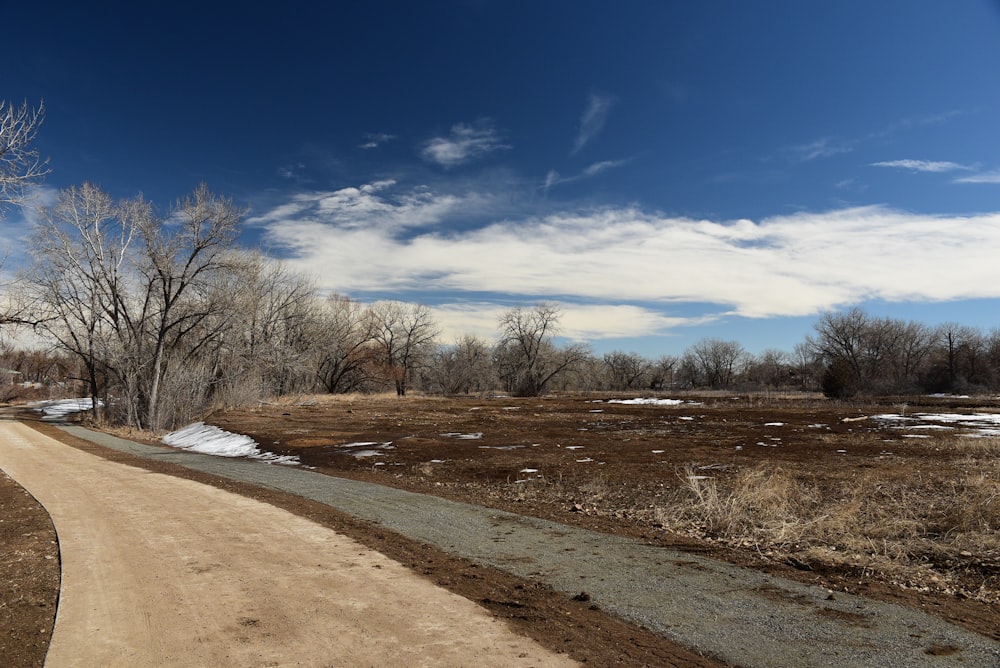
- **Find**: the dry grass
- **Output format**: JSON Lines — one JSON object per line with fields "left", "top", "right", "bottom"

{"left": 493, "top": 446, "right": 1000, "bottom": 602}
{"left": 650, "top": 461, "right": 1000, "bottom": 602}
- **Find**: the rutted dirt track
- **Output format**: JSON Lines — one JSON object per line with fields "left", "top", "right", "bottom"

{"left": 0, "top": 421, "right": 576, "bottom": 667}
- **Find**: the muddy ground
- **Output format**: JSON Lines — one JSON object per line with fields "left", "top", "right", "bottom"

{"left": 3, "top": 392, "right": 999, "bottom": 666}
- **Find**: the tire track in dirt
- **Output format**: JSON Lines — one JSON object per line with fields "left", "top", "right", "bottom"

{"left": 56, "top": 424, "right": 1000, "bottom": 667}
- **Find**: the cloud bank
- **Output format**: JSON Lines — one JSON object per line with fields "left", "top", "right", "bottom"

{"left": 251, "top": 181, "right": 1000, "bottom": 340}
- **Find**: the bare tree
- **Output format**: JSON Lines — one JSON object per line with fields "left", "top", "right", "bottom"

{"left": 313, "top": 294, "right": 378, "bottom": 394}
{"left": 494, "top": 303, "right": 589, "bottom": 396}
{"left": 205, "top": 252, "right": 319, "bottom": 402}
{"left": 369, "top": 300, "right": 439, "bottom": 396}
{"left": 602, "top": 351, "right": 651, "bottom": 391}
{"left": 0, "top": 100, "right": 48, "bottom": 211}
{"left": 27, "top": 183, "right": 142, "bottom": 420}
{"left": 133, "top": 184, "right": 242, "bottom": 429}
{"left": 648, "top": 355, "right": 678, "bottom": 390}
{"left": 745, "top": 349, "right": 791, "bottom": 390}
{"left": 426, "top": 334, "right": 494, "bottom": 395}
{"left": 27, "top": 183, "right": 242, "bottom": 429}
{"left": 685, "top": 338, "right": 745, "bottom": 389}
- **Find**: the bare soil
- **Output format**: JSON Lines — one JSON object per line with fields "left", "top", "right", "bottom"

{"left": 207, "top": 392, "right": 1000, "bottom": 641}
{"left": 8, "top": 416, "right": 719, "bottom": 667}
{"left": 3, "top": 392, "right": 999, "bottom": 665}
{"left": 0, "top": 466, "right": 59, "bottom": 668}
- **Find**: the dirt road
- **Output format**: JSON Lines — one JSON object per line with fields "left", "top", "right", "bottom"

{"left": 0, "top": 421, "right": 575, "bottom": 667}
{"left": 47, "top": 423, "right": 1000, "bottom": 667}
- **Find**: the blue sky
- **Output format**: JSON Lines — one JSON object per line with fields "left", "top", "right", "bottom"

{"left": 7, "top": 1, "right": 1000, "bottom": 357}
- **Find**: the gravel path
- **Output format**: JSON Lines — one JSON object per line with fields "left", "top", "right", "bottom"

{"left": 61, "top": 425, "right": 1000, "bottom": 667}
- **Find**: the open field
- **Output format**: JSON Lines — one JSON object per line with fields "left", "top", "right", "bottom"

{"left": 209, "top": 392, "right": 1000, "bottom": 639}
{"left": 4, "top": 392, "right": 999, "bottom": 665}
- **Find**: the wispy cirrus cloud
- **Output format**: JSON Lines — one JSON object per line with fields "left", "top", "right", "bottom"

{"left": 421, "top": 120, "right": 509, "bottom": 168}
{"left": 871, "top": 159, "right": 974, "bottom": 173}
{"left": 787, "top": 137, "right": 855, "bottom": 162}
{"left": 359, "top": 132, "right": 396, "bottom": 149}
{"left": 572, "top": 93, "right": 616, "bottom": 155}
{"left": 254, "top": 180, "right": 1000, "bottom": 341}
{"left": 783, "top": 110, "right": 967, "bottom": 164}
{"left": 247, "top": 179, "right": 492, "bottom": 231}
{"left": 543, "top": 159, "right": 629, "bottom": 191}
{"left": 954, "top": 170, "right": 1000, "bottom": 184}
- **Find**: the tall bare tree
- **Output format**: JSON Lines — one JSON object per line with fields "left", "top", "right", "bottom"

{"left": 684, "top": 338, "right": 745, "bottom": 389}
{"left": 134, "top": 184, "right": 242, "bottom": 429}
{"left": 494, "top": 303, "right": 589, "bottom": 397}
{"left": 28, "top": 183, "right": 242, "bottom": 429}
{"left": 313, "top": 294, "right": 378, "bottom": 393}
{"left": 27, "top": 183, "right": 143, "bottom": 420}
{"left": 369, "top": 300, "right": 439, "bottom": 396}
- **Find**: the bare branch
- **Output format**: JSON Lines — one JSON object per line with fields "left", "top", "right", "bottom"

{"left": 0, "top": 100, "right": 49, "bottom": 209}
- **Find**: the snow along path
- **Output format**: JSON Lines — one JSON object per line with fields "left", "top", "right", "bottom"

{"left": 0, "top": 421, "right": 575, "bottom": 667}
{"left": 52, "top": 425, "right": 1000, "bottom": 667}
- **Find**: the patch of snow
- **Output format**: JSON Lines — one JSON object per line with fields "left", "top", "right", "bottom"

{"left": 875, "top": 411, "right": 1000, "bottom": 437}
{"left": 677, "top": 416, "right": 695, "bottom": 421}
{"left": 576, "top": 457, "right": 594, "bottom": 463}
{"left": 478, "top": 445, "right": 524, "bottom": 450}
{"left": 565, "top": 445, "right": 584, "bottom": 450}
{"left": 607, "top": 398, "right": 686, "bottom": 406}
{"left": 440, "top": 432, "right": 483, "bottom": 439}
{"left": 520, "top": 468, "right": 539, "bottom": 473}
{"left": 764, "top": 422, "right": 784, "bottom": 427}
{"left": 333, "top": 441, "right": 394, "bottom": 458}
{"left": 163, "top": 422, "right": 299, "bottom": 465}
{"left": 651, "top": 449, "right": 665, "bottom": 454}
{"left": 30, "top": 398, "right": 104, "bottom": 420}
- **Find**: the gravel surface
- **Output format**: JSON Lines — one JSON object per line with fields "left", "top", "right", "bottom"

{"left": 62, "top": 424, "right": 1000, "bottom": 667}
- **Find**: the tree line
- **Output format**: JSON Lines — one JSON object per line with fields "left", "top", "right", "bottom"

{"left": 3, "top": 102, "right": 1000, "bottom": 432}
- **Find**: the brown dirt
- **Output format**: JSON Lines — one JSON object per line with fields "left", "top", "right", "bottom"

{"left": 205, "top": 392, "right": 1000, "bottom": 641}
{"left": 4, "top": 391, "right": 999, "bottom": 665}
{"left": 0, "top": 421, "right": 582, "bottom": 667}
{"left": 12, "top": 417, "right": 720, "bottom": 667}
{"left": 0, "top": 465, "right": 59, "bottom": 667}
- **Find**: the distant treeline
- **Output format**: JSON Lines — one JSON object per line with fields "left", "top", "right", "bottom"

{"left": 6, "top": 183, "right": 999, "bottom": 432}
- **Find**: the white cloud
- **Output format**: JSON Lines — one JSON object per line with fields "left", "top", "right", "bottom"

{"left": 421, "top": 120, "right": 509, "bottom": 167}
{"left": 788, "top": 137, "right": 854, "bottom": 162}
{"left": 872, "top": 159, "right": 973, "bottom": 173}
{"left": 572, "top": 93, "right": 616, "bottom": 155}
{"left": 582, "top": 159, "right": 627, "bottom": 177}
{"left": 360, "top": 132, "right": 396, "bottom": 149}
{"left": 430, "top": 302, "right": 711, "bottom": 343}
{"left": 247, "top": 180, "right": 489, "bottom": 232}
{"left": 954, "top": 170, "right": 1000, "bottom": 184}
{"left": 256, "top": 181, "right": 1000, "bottom": 337}
{"left": 542, "top": 159, "right": 628, "bottom": 190}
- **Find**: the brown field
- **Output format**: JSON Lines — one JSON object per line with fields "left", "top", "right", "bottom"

{"left": 5, "top": 392, "right": 999, "bottom": 666}
{"left": 210, "top": 391, "right": 1000, "bottom": 638}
